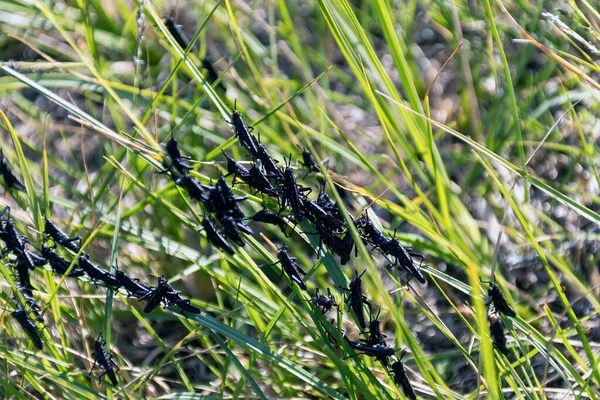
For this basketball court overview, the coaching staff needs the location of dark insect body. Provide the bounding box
[175,174,205,201]
[339,230,356,265]
[114,269,151,298]
[302,198,344,234]
[91,335,119,385]
[0,207,28,255]
[44,218,81,253]
[139,276,171,313]
[280,164,309,219]
[229,108,259,156]
[17,285,43,323]
[202,55,225,91]
[300,148,319,175]
[316,185,342,220]
[200,217,235,255]
[312,288,337,313]
[247,165,279,196]
[165,288,201,314]
[345,338,396,358]
[27,250,47,267]
[250,209,289,235]
[357,215,389,248]
[162,136,192,174]
[357,216,426,283]
[362,312,387,347]
[390,355,417,400]
[222,150,251,183]
[41,245,85,277]
[163,16,189,50]
[489,317,509,355]
[11,309,42,350]
[314,220,347,260]
[14,250,38,271]
[0,149,26,192]
[202,177,246,219]
[268,245,307,290]
[340,270,370,329]
[383,239,426,284]
[255,143,282,180]
[218,215,247,247]
[78,256,119,287]
[14,258,32,289]
[485,280,516,317]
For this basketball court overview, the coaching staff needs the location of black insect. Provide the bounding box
[340,270,370,329]
[247,165,279,197]
[11,309,42,350]
[312,288,338,313]
[0,206,28,255]
[165,288,201,314]
[202,55,226,91]
[114,268,151,298]
[362,311,387,346]
[302,198,344,233]
[345,338,396,358]
[91,334,119,385]
[250,209,289,235]
[255,142,282,180]
[356,214,389,249]
[78,255,119,287]
[222,150,251,183]
[313,220,347,259]
[217,215,248,247]
[175,174,205,202]
[162,136,192,174]
[200,217,235,255]
[41,245,85,277]
[14,258,32,289]
[383,239,426,284]
[300,148,320,175]
[280,158,310,219]
[484,279,516,317]
[26,250,47,267]
[13,250,39,272]
[17,285,43,323]
[357,216,426,283]
[390,351,417,400]
[339,229,356,265]
[139,275,171,313]
[489,316,509,355]
[201,177,246,219]
[44,218,82,253]
[0,149,26,192]
[163,16,189,50]
[229,106,259,156]
[265,245,307,290]
[316,183,341,220]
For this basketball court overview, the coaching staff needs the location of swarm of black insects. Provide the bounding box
[148,101,432,396]
[0,82,430,395]
[0,204,200,385]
